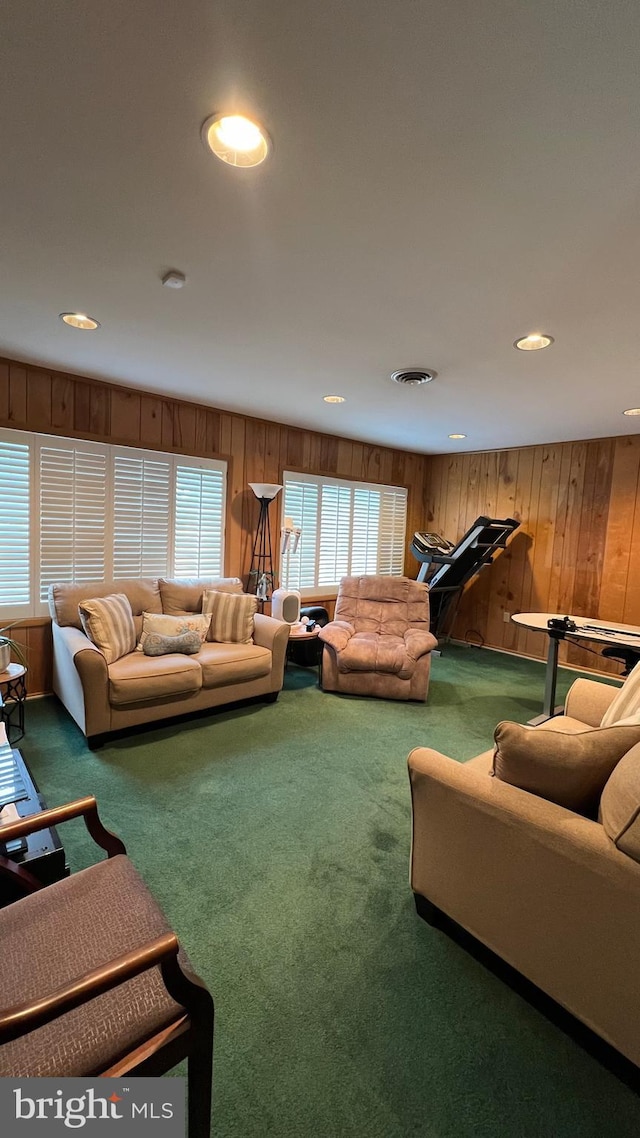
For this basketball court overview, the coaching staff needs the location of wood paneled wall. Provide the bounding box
[425,436,640,674]
[0,357,430,695]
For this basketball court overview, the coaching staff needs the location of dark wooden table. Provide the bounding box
[0,748,68,905]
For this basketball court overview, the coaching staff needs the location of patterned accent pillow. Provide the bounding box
[202,590,258,644]
[136,611,211,653]
[142,631,202,657]
[78,594,136,664]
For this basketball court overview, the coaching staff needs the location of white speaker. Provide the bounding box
[271,588,301,623]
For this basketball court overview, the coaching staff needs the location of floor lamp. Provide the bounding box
[248,483,282,610]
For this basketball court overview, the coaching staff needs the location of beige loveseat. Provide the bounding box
[409,676,640,1068]
[49,577,289,745]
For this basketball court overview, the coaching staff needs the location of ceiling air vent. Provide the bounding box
[390,368,436,386]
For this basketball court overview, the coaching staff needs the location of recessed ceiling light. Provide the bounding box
[202,114,270,167]
[514,333,554,351]
[448,433,467,439]
[623,408,640,416]
[59,312,100,330]
[323,395,345,404]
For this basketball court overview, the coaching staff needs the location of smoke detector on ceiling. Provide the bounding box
[162,270,187,289]
[390,368,436,386]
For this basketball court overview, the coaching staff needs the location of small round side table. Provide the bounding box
[287,626,322,669]
[0,663,27,743]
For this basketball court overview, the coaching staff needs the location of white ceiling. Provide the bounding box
[2,0,640,455]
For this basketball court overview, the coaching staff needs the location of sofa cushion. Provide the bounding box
[159,576,243,616]
[196,642,271,688]
[49,578,162,629]
[338,633,416,679]
[601,661,640,726]
[108,652,202,705]
[492,720,640,815]
[136,612,211,652]
[142,631,202,657]
[203,590,258,644]
[600,742,640,863]
[78,594,136,664]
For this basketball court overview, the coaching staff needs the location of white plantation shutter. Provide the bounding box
[351,489,380,575]
[281,478,318,591]
[113,450,171,578]
[0,434,31,614]
[378,488,407,574]
[174,462,226,577]
[0,428,228,617]
[281,471,407,594]
[38,439,108,602]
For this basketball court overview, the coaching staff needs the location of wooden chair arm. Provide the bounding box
[0,796,125,856]
[0,931,179,1044]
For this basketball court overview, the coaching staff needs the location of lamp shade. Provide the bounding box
[249,483,282,500]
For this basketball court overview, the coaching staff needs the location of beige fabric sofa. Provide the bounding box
[319,575,437,701]
[49,577,289,745]
[408,677,640,1068]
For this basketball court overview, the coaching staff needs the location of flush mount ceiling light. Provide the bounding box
[448,433,467,439]
[202,114,271,167]
[623,408,640,416]
[59,312,100,330]
[323,395,346,403]
[514,333,554,351]
[390,369,436,386]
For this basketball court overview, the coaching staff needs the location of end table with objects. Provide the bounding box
[287,623,322,669]
[0,663,27,744]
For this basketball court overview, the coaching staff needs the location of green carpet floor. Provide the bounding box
[23,645,640,1137]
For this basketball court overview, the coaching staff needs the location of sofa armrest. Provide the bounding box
[408,746,640,1066]
[252,613,289,652]
[319,621,354,652]
[564,676,619,726]
[52,624,110,738]
[252,613,289,692]
[403,629,438,659]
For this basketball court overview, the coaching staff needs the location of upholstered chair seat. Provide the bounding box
[0,797,214,1138]
[0,856,187,1077]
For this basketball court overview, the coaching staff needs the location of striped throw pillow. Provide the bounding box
[78,594,136,664]
[203,590,258,644]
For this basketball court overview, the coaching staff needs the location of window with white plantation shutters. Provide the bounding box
[38,439,108,603]
[113,450,171,579]
[0,433,31,615]
[174,463,225,577]
[281,471,407,595]
[0,427,228,617]
[280,478,318,592]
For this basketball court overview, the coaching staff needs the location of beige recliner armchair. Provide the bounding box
[319,575,437,701]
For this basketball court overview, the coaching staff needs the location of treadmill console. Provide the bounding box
[412,532,455,556]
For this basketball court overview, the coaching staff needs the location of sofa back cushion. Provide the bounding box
[78,594,137,664]
[492,720,640,816]
[334,576,430,637]
[600,742,640,863]
[49,578,162,629]
[203,590,258,644]
[159,577,243,615]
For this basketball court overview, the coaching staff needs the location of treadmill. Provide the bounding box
[411,516,520,638]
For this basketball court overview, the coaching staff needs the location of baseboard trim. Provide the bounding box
[445,639,624,684]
